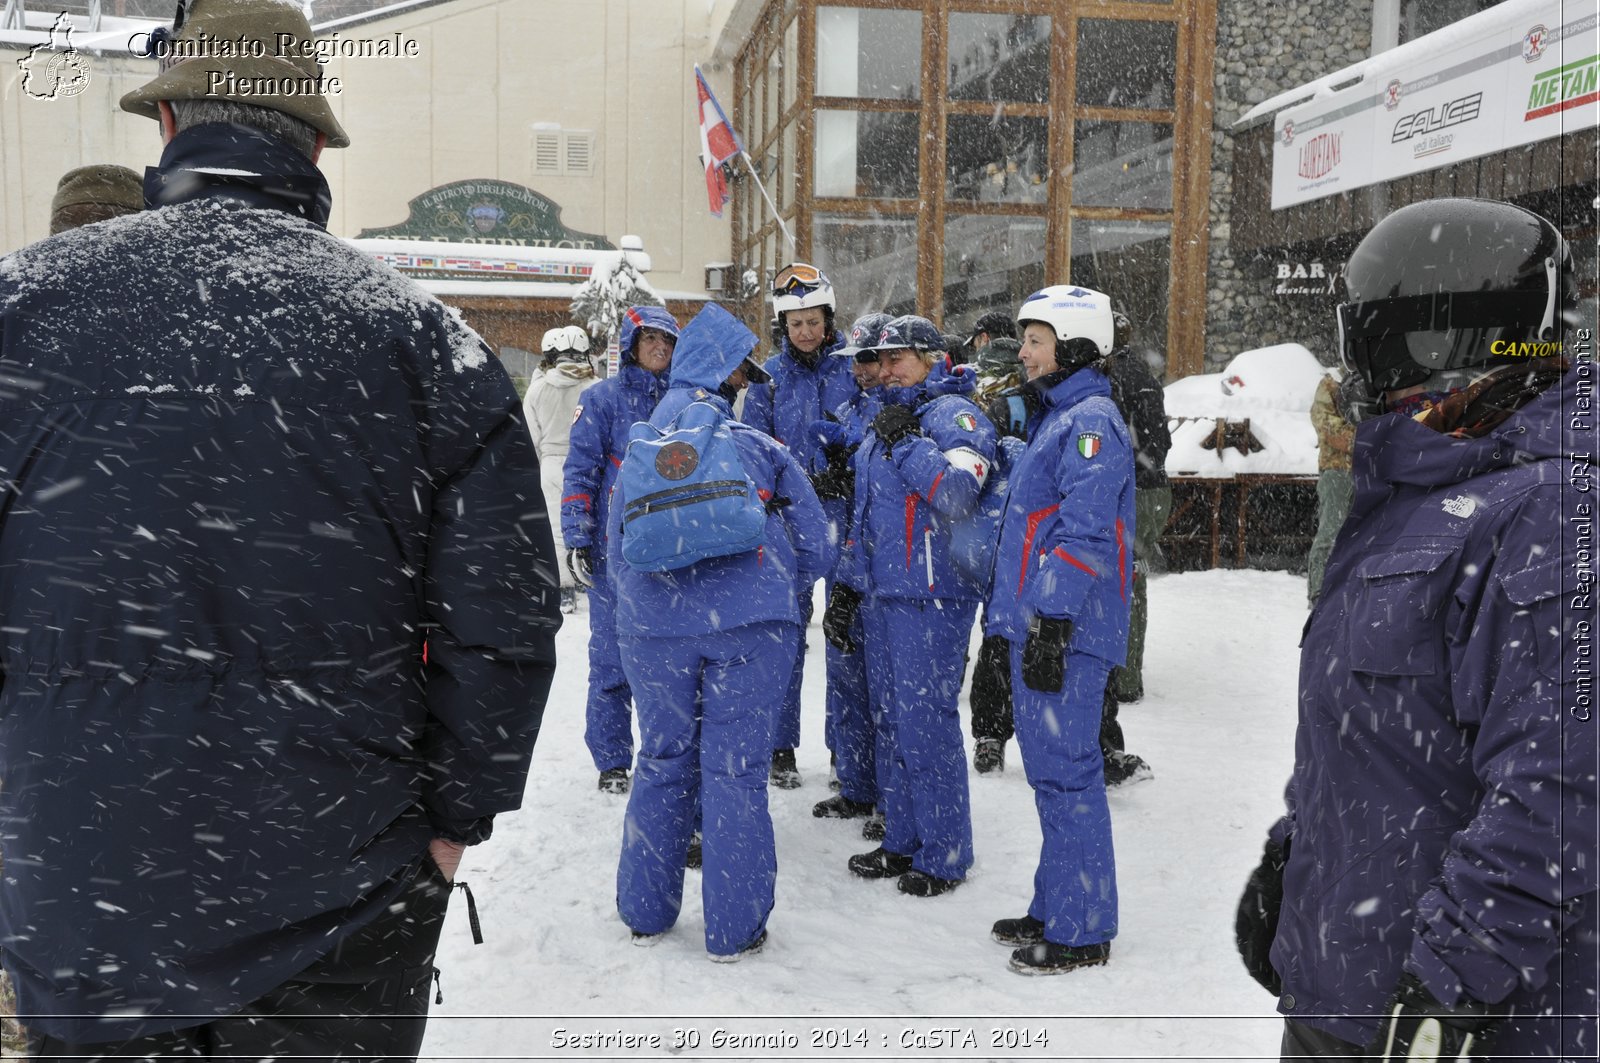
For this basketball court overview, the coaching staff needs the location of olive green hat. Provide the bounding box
[120,0,350,149]
[52,164,144,217]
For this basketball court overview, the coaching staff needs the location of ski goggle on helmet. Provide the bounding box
[1336,198,1571,398]
[771,262,837,316]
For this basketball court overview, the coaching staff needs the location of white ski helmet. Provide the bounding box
[770,262,837,316]
[1015,285,1115,360]
[540,327,570,354]
[562,325,592,354]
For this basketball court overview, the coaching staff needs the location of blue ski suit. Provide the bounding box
[607,304,836,956]
[813,382,884,804]
[843,362,996,881]
[986,366,1135,947]
[1265,366,1595,1058]
[561,307,676,772]
[744,333,856,751]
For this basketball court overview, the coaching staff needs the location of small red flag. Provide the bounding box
[695,65,743,218]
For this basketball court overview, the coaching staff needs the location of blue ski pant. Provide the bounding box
[1011,643,1118,946]
[864,596,975,881]
[616,621,797,957]
[771,582,812,751]
[825,611,876,806]
[584,583,634,773]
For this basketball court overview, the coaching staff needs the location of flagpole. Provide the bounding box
[739,151,796,251]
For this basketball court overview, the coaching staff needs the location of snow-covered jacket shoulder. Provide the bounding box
[842,363,997,602]
[0,128,557,1041]
[523,362,597,461]
[560,360,668,560]
[985,367,1135,663]
[606,392,836,637]
[743,332,855,471]
[1269,370,1596,1055]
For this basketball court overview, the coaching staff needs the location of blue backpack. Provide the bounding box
[619,401,768,572]
[949,434,1024,589]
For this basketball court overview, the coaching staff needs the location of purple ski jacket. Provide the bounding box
[1268,364,1597,1057]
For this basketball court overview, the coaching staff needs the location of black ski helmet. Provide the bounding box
[1337,198,1573,400]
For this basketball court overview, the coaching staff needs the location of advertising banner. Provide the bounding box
[1270,0,1597,209]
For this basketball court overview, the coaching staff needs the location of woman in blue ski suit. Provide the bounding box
[984,286,1135,975]
[607,303,836,960]
[808,313,891,821]
[561,306,679,791]
[827,315,997,895]
[743,265,858,784]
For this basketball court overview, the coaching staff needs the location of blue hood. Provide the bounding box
[668,303,760,391]
[618,305,680,365]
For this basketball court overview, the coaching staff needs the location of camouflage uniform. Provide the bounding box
[1307,374,1355,603]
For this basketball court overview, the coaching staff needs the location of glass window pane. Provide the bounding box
[947,13,1050,103]
[946,115,1048,202]
[782,121,797,213]
[1072,120,1173,210]
[767,47,782,130]
[1075,20,1176,110]
[1069,218,1172,373]
[784,18,798,109]
[814,213,920,323]
[943,215,1047,331]
[817,6,921,100]
[815,109,919,199]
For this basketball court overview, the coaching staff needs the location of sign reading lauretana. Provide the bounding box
[1270,0,1598,208]
[358,180,614,249]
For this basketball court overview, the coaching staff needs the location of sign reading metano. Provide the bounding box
[357,180,614,249]
[1270,0,1599,209]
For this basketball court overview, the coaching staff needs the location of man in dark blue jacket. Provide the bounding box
[1235,199,1596,1062]
[0,2,557,1057]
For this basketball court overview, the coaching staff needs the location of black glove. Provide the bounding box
[1234,837,1289,996]
[763,494,792,515]
[811,445,856,502]
[822,585,863,653]
[1020,616,1072,693]
[1367,973,1499,1062]
[871,405,922,454]
[568,546,595,589]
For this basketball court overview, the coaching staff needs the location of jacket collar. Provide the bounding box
[1034,364,1110,409]
[885,359,974,408]
[144,123,332,228]
[1363,366,1586,489]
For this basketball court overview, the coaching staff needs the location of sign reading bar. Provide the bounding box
[358,179,614,249]
[1271,0,1598,208]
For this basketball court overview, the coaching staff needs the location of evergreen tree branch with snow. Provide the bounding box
[571,254,664,342]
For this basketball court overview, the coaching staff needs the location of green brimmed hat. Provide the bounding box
[52,164,143,217]
[120,0,350,149]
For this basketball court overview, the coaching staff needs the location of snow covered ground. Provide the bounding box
[420,569,1308,1062]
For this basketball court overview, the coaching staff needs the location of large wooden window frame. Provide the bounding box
[731,0,1215,377]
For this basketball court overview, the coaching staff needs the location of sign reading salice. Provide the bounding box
[1271,0,1598,208]
[358,180,614,249]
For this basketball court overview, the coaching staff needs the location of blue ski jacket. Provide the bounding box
[1267,367,1596,1057]
[607,305,836,636]
[841,363,997,602]
[744,332,856,474]
[561,340,672,569]
[985,367,1135,665]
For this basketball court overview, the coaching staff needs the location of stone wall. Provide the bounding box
[1205,0,1373,370]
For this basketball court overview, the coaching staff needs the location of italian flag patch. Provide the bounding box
[1077,432,1102,459]
[955,412,978,432]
